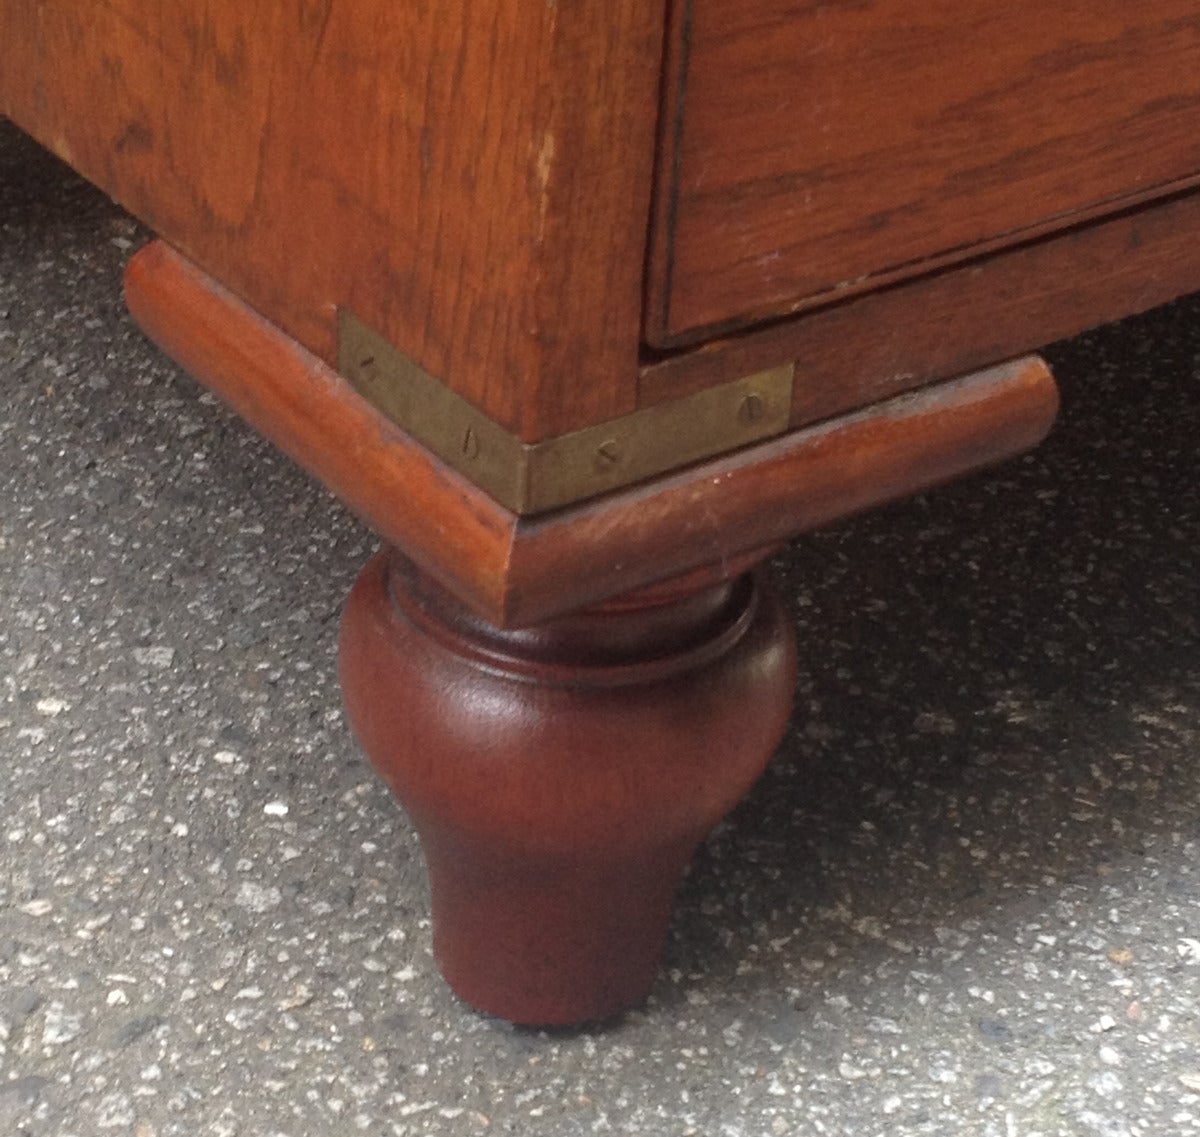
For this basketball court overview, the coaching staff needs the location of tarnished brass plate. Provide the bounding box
[339,312,793,515]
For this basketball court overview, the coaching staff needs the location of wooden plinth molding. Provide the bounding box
[339,549,798,1024]
[124,241,1059,629]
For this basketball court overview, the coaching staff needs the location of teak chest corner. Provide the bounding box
[3,0,1199,1023]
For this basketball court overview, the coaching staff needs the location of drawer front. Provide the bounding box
[647,0,1200,345]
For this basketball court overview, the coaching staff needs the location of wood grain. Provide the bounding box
[641,188,1200,425]
[123,242,519,613]
[647,0,1200,343]
[125,242,1059,628]
[0,0,664,439]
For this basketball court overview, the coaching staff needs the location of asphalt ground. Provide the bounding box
[2,119,1199,1137]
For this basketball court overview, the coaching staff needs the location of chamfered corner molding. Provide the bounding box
[338,310,795,515]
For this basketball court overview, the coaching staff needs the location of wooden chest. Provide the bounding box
[4,0,1199,1024]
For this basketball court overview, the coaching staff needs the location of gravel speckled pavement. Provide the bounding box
[2,119,1200,1137]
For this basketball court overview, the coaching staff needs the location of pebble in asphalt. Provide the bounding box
[2,119,1200,1137]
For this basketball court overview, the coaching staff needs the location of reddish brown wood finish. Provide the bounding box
[0,0,665,439]
[339,550,797,1024]
[641,188,1200,425]
[124,242,1059,628]
[510,358,1058,622]
[9,0,1199,1033]
[648,0,1200,342]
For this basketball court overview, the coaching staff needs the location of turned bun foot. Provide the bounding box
[339,550,797,1025]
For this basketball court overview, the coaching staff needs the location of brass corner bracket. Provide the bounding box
[339,312,793,515]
